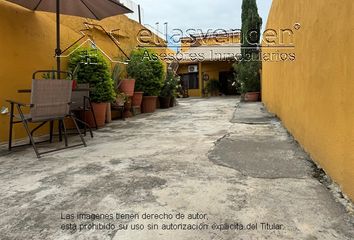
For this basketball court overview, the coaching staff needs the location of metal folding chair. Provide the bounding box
[70,83,97,137]
[7,74,87,158]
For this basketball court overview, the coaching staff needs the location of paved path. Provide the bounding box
[0,98,353,240]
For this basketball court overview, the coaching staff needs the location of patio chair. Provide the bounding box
[70,83,97,137]
[7,78,87,158]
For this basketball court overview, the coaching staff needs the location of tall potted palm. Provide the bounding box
[68,48,116,127]
[127,49,164,113]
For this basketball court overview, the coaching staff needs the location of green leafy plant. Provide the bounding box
[160,70,181,97]
[127,48,164,96]
[205,80,221,96]
[68,48,116,103]
[111,64,122,91]
[115,91,127,106]
[234,61,261,93]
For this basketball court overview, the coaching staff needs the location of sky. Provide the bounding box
[133,0,273,35]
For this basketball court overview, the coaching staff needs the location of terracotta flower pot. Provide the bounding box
[85,102,107,128]
[118,79,135,97]
[159,96,171,109]
[245,92,260,102]
[132,92,144,107]
[142,96,157,113]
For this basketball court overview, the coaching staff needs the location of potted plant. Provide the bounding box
[205,79,221,97]
[112,64,127,105]
[87,78,116,127]
[169,71,181,107]
[234,61,261,102]
[127,48,164,113]
[111,63,136,97]
[115,91,127,107]
[159,70,181,108]
[68,48,116,127]
[132,91,144,108]
[123,96,133,118]
[112,61,143,109]
[119,79,135,96]
[159,85,171,109]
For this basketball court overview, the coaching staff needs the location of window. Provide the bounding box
[180,73,199,89]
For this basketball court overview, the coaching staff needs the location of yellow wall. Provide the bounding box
[178,61,233,97]
[177,63,202,97]
[202,61,233,81]
[177,32,239,97]
[0,1,169,142]
[262,0,354,201]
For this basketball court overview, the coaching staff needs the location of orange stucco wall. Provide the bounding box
[262,0,354,201]
[0,1,168,143]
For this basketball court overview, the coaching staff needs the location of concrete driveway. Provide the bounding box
[0,97,353,240]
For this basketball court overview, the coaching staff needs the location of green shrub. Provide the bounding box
[127,48,164,96]
[234,61,261,93]
[205,80,221,95]
[68,48,116,103]
[160,70,181,97]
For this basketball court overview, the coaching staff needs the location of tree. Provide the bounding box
[241,0,263,57]
[234,0,263,94]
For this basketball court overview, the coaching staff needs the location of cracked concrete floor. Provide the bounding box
[0,97,353,240]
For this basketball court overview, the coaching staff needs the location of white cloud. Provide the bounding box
[133,0,272,34]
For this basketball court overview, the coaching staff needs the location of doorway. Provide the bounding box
[219,71,237,95]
